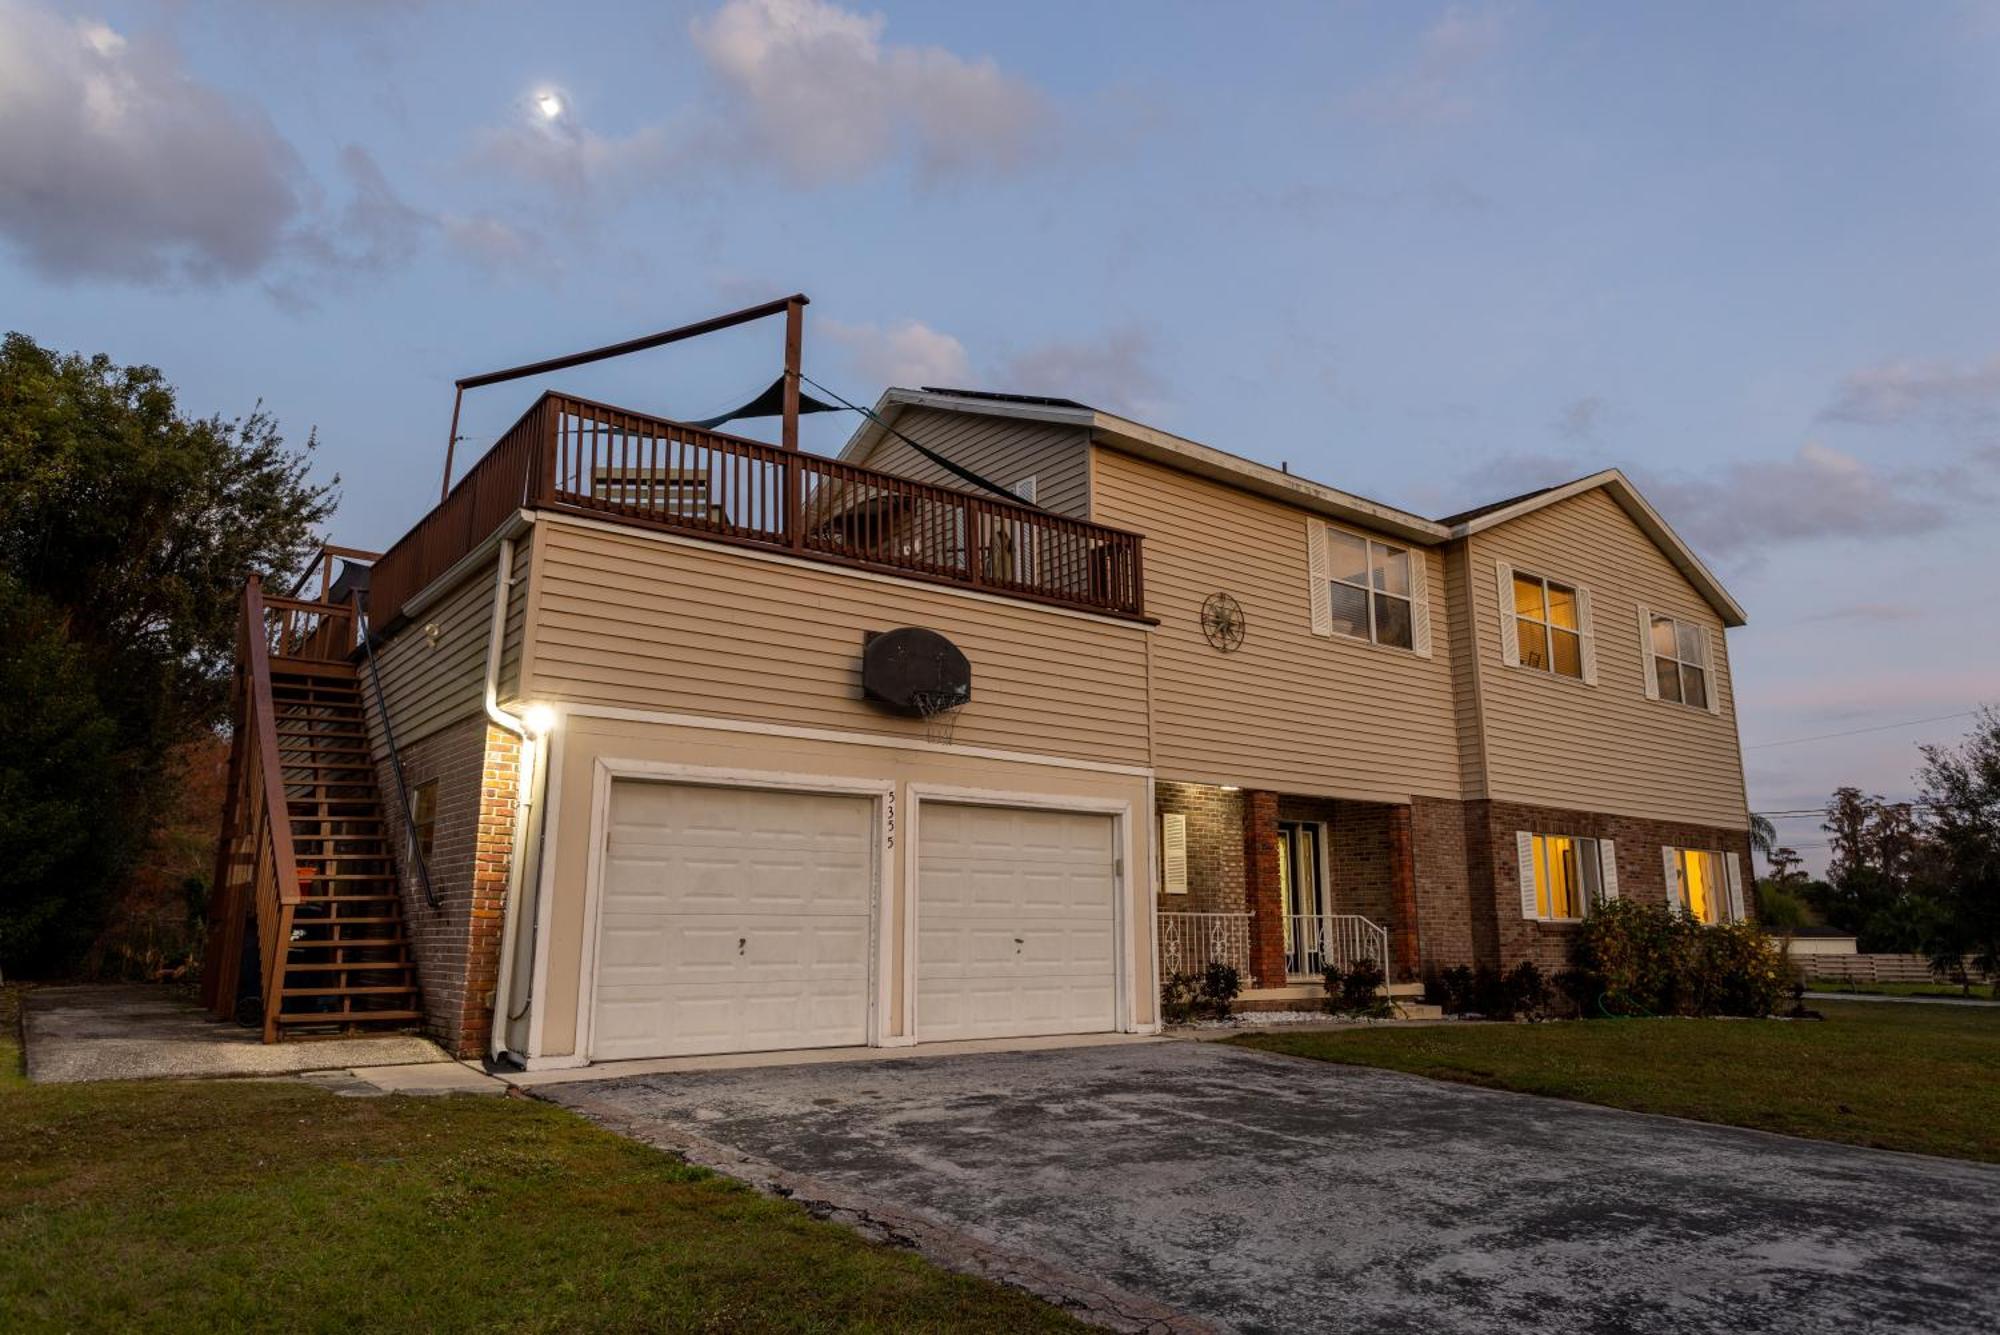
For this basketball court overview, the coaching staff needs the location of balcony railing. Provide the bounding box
[1286,913,1391,981]
[369,392,1147,626]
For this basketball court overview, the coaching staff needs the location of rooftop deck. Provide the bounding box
[369,391,1147,626]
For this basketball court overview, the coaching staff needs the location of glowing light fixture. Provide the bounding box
[522,704,558,737]
[535,90,564,120]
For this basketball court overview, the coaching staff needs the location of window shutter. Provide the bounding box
[1598,838,1620,903]
[1704,627,1723,716]
[1409,549,1433,659]
[1161,814,1187,895]
[1724,852,1746,923]
[1661,845,1681,910]
[1516,831,1538,919]
[1638,604,1659,699]
[1577,586,1599,686]
[1495,560,1519,667]
[1307,521,1332,637]
[1011,475,1038,504]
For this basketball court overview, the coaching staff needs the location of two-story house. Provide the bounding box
[201,323,1752,1065]
[839,389,1753,1008]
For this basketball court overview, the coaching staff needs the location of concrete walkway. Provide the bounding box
[23,984,450,1083]
[547,1041,2000,1335]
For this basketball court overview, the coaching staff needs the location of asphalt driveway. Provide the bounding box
[545,1039,1998,1334]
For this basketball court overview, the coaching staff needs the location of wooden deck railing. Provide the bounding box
[368,391,1147,625]
[202,577,308,1033]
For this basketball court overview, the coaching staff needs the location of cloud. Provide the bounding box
[999,327,1165,416]
[822,318,971,388]
[1798,602,1925,625]
[690,0,1048,184]
[1350,4,1506,126]
[0,1,303,282]
[470,88,680,197]
[1822,353,2000,428]
[1555,396,1606,442]
[1457,440,1990,564]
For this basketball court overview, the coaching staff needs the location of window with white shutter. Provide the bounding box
[1665,846,1730,924]
[1598,838,1619,901]
[1311,522,1423,653]
[1506,568,1589,682]
[1495,561,1520,666]
[1520,832,1608,921]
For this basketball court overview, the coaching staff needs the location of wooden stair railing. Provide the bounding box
[203,576,423,1040]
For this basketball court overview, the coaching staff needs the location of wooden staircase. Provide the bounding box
[268,663,423,1036]
[204,576,424,1041]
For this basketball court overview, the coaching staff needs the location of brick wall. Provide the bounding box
[1155,781,1246,914]
[1466,799,1754,975]
[372,716,519,1057]
[1413,796,1479,972]
[1242,790,1287,986]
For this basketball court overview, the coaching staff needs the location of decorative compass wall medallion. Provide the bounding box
[1200,592,1247,653]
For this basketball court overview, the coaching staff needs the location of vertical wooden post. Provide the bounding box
[782,297,805,548]
[781,297,804,451]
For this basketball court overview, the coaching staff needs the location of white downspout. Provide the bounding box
[484,538,539,1064]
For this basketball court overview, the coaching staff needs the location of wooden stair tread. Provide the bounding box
[273,1009,423,1025]
[283,961,413,973]
[289,936,408,948]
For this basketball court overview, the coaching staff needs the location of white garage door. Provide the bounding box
[590,782,874,1061]
[916,803,1119,1042]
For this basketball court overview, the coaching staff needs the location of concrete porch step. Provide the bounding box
[1234,983,1437,1017]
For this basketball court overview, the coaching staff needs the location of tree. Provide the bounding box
[1811,787,1929,952]
[1750,812,1777,869]
[0,332,334,974]
[1913,708,2000,996]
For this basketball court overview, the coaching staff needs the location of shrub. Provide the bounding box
[1322,958,1391,1018]
[1161,972,1200,1025]
[1429,964,1476,1015]
[1200,962,1242,1020]
[1505,961,1555,1021]
[1572,899,1785,1017]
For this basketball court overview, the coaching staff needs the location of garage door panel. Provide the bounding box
[917,803,1119,1043]
[592,782,874,1061]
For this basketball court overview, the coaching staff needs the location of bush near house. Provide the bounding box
[1320,959,1391,1018]
[1161,962,1241,1024]
[1429,961,1558,1021]
[1569,899,1787,1018]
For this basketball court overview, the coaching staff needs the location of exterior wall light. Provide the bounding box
[521,704,558,738]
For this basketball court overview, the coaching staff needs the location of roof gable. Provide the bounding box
[839,390,1746,626]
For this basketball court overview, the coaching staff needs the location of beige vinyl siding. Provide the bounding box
[1444,541,1491,798]
[854,406,1092,519]
[1470,488,1748,827]
[498,555,529,700]
[368,563,496,749]
[526,515,1151,767]
[1089,446,1460,801]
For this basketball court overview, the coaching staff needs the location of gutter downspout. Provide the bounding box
[484,538,541,1064]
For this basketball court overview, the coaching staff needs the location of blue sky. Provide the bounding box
[5,0,1998,866]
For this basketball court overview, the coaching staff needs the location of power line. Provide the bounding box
[1743,709,1980,751]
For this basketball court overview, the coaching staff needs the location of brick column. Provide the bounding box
[1242,790,1287,987]
[459,725,520,1057]
[1387,804,1421,984]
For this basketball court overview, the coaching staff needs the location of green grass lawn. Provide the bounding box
[1235,1001,2000,1163]
[1804,978,1999,1001]
[0,987,1074,1333]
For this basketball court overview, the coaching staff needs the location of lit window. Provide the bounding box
[1650,614,1710,709]
[1326,528,1415,651]
[1671,847,1728,923]
[1513,572,1584,679]
[1529,834,1605,921]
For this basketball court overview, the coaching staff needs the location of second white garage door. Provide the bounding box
[916,803,1119,1042]
[590,781,875,1061]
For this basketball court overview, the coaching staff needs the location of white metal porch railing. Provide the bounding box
[1159,912,1252,979]
[1286,914,1391,980]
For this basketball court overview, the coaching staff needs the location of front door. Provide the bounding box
[1277,821,1326,977]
